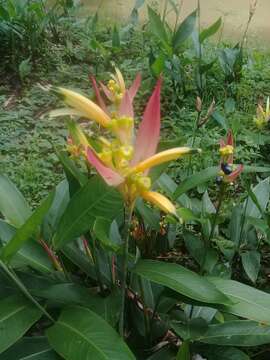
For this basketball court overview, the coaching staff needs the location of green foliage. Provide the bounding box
[1,1,270,358]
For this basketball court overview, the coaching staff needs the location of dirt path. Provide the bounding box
[81,0,270,45]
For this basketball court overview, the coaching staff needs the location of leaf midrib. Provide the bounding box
[0,304,26,322]
[57,320,108,359]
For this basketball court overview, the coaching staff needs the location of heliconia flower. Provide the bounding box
[50,71,141,146]
[90,68,141,113]
[218,130,243,184]
[84,79,201,216]
[253,97,270,129]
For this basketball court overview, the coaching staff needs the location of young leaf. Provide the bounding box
[1,191,55,261]
[148,6,169,45]
[241,250,261,283]
[0,295,42,354]
[47,306,136,359]
[133,260,231,305]
[245,177,270,218]
[173,10,197,49]
[199,17,222,43]
[0,174,31,228]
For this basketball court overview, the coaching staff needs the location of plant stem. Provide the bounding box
[187,111,201,176]
[208,183,226,244]
[201,183,226,273]
[119,204,134,337]
[139,276,151,345]
[0,260,54,322]
[87,233,105,295]
[197,0,203,97]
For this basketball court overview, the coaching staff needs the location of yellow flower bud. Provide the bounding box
[219,145,234,156]
[136,176,152,192]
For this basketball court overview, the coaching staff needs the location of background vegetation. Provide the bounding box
[1,0,270,359]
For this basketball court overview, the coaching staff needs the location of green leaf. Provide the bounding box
[0,174,31,228]
[229,205,242,249]
[207,277,270,324]
[190,320,270,346]
[146,347,176,359]
[56,150,87,195]
[173,167,270,199]
[93,218,120,252]
[173,167,218,198]
[245,177,270,218]
[112,25,120,47]
[173,10,197,49]
[47,306,136,359]
[0,220,53,273]
[176,341,190,359]
[133,260,231,305]
[1,192,55,261]
[199,17,222,43]
[241,251,260,283]
[201,346,250,360]
[0,336,60,359]
[148,6,169,45]
[53,177,123,249]
[0,295,42,354]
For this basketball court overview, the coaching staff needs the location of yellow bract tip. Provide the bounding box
[58,87,111,127]
[141,191,177,216]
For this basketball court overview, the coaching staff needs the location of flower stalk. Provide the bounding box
[119,203,134,337]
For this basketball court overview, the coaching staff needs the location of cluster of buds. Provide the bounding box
[216,130,243,185]
[254,97,270,129]
[195,96,215,128]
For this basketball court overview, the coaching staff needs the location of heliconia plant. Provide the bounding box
[1,65,270,359]
[49,68,201,335]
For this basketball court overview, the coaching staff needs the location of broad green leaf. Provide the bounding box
[56,150,87,195]
[1,192,55,261]
[176,341,190,359]
[47,306,136,359]
[30,282,120,326]
[241,250,260,283]
[174,167,270,198]
[148,6,169,45]
[0,336,60,359]
[229,205,242,249]
[53,177,123,249]
[201,346,250,360]
[0,220,53,273]
[0,295,42,354]
[245,177,270,218]
[207,277,270,324]
[43,180,70,241]
[173,10,197,49]
[173,167,218,198]
[188,320,270,346]
[199,17,222,43]
[0,174,31,228]
[133,260,231,305]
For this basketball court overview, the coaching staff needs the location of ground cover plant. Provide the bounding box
[1,0,270,359]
